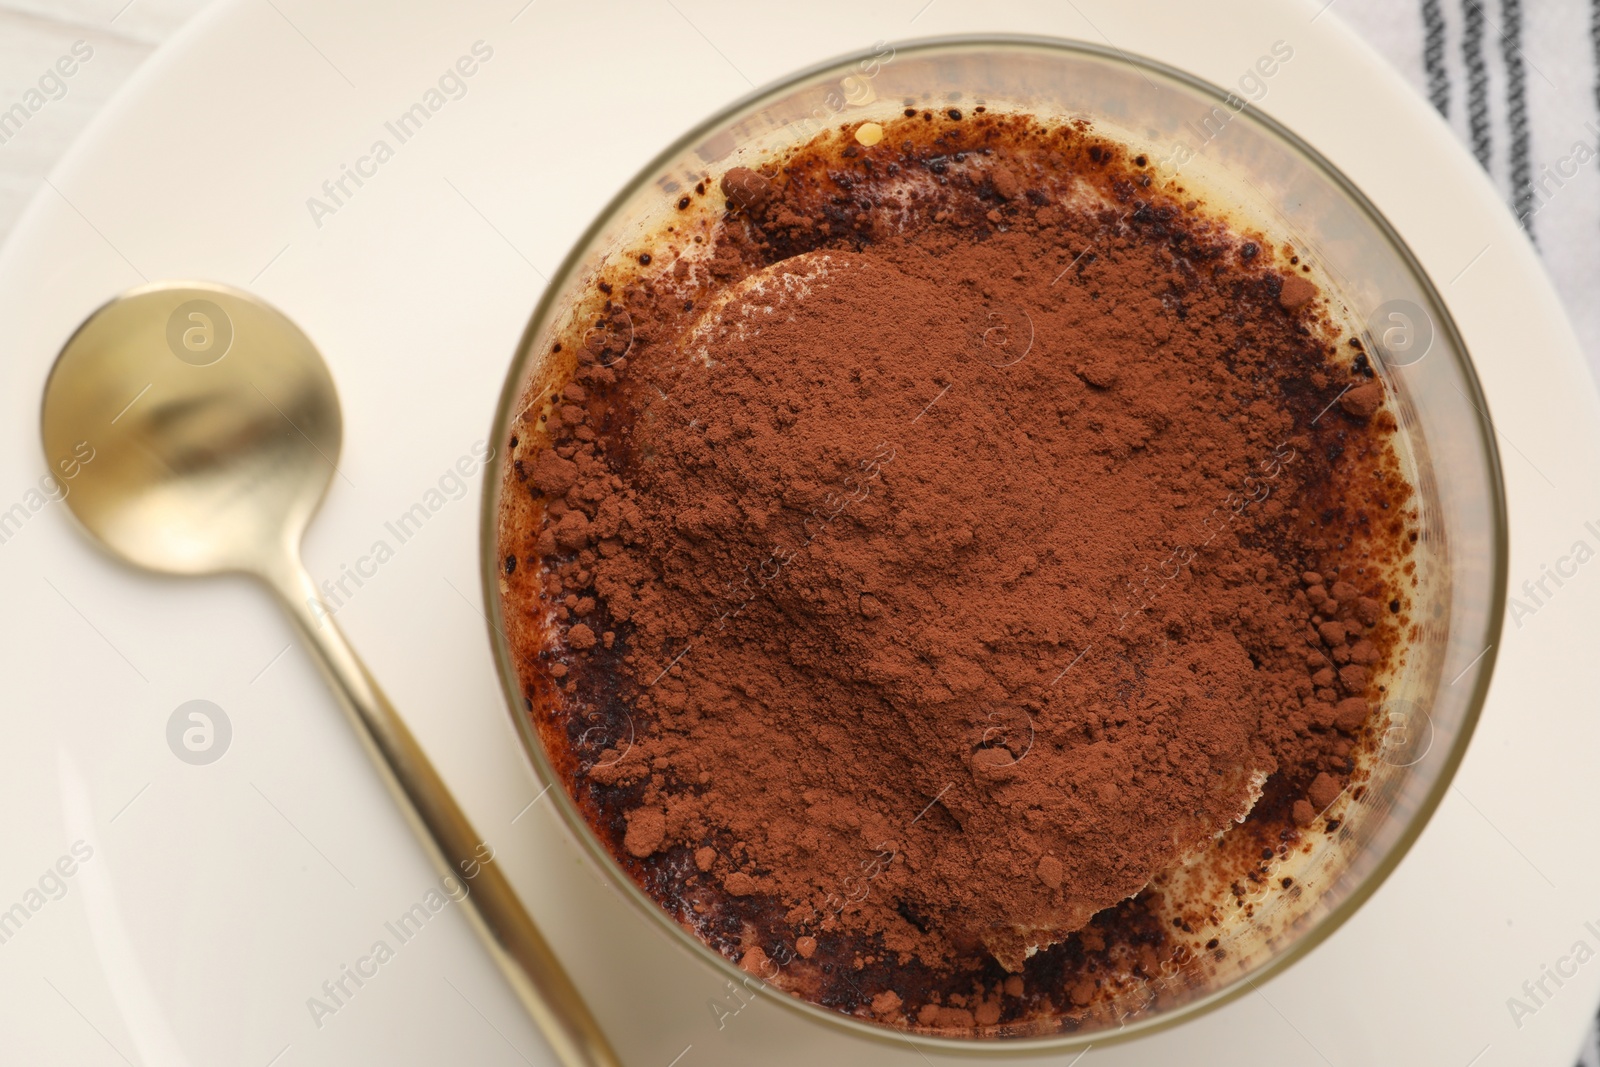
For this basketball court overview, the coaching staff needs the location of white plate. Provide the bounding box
[1,1,1597,1064]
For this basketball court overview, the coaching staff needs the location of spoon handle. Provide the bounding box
[264,554,623,1067]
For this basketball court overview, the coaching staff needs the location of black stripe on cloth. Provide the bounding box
[1423,0,1450,115]
[1592,0,1600,118]
[1463,0,1492,168]
[1499,0,1534,236]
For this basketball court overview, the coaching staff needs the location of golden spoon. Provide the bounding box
[40,281,622,1067]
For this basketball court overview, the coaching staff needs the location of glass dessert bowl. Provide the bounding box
[479,36,1506,1052]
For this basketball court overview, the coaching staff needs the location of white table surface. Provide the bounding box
[0,0,210,241]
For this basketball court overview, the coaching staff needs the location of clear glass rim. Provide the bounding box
[478,32,1510,1054]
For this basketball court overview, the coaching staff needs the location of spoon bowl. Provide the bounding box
[41,283,338,577]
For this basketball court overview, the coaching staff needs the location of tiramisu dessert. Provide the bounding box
[496,108,1417,1036]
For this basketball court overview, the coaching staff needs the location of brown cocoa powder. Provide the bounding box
[498,110,1416,1035]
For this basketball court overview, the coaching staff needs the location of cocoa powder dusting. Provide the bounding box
[498,111,1417,1036]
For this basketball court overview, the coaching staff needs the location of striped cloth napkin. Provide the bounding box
[1335,0,1600,378]
[1332,3,1600,1061]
